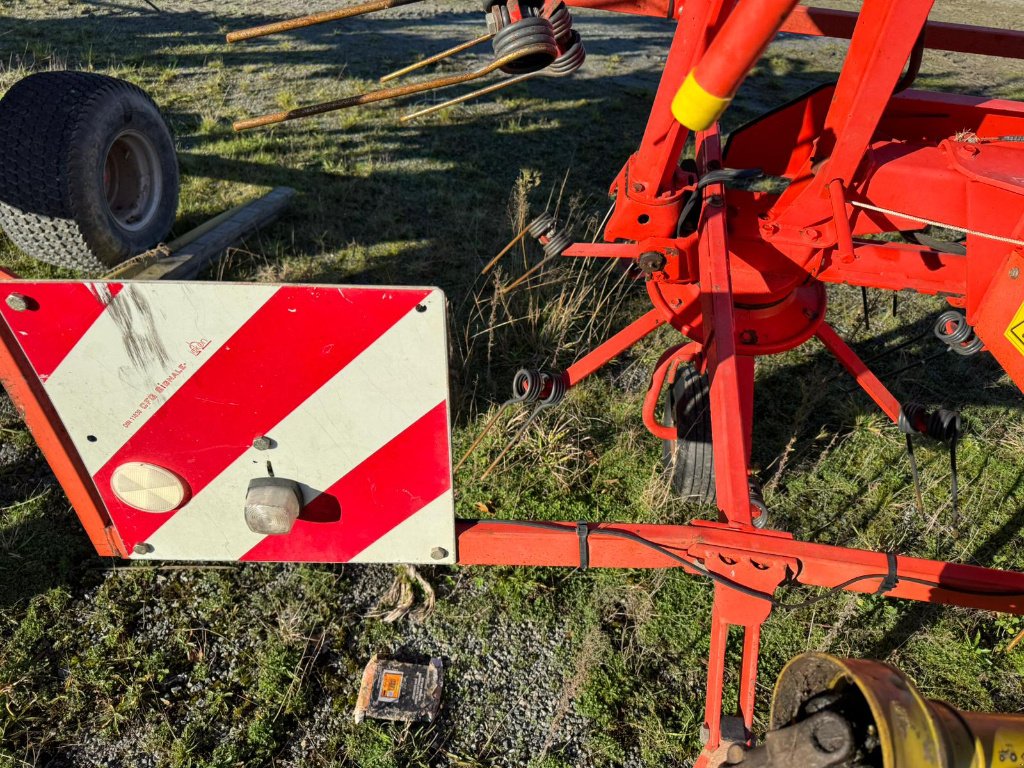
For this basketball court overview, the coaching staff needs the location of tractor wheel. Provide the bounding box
[0,71,179,274]
[661,365,769,528]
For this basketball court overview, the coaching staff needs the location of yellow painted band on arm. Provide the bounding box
[671,72,731,131]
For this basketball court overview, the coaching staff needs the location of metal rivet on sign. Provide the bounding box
[416,304,427,313]
[430,547,448,560]
[133,542,154,555]
[5,293,29,312]
[1010,267,1020,280]
[253,436,273,450]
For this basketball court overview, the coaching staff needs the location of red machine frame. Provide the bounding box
[2,1,1024,764]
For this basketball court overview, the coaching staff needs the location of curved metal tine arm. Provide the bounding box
[232,42,553,131]
[226,0,429,43]
[401,72,533,122]
[381,33,496,83]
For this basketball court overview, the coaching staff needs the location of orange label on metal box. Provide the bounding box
[378,671,404,703]
[1006,302,1024,357]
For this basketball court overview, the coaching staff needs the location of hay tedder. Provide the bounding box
[2,0,1024,763]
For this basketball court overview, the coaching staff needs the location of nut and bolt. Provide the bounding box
[958,143,980,157]
[5,293,30,312]
[802,228,822,242]
[133,542,154,555]
[1010,267,1020,280]
[252,435,273,450]
[707,194,724,208]
[430,547,449,560]
[632,182,646,193]
[760,221,779,236]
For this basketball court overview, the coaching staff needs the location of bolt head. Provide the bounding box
[959,143,980,156]
[430,547,448,560]
[802,228,822,241]
[252,436,273,451]
[1010,267,1020,280]
[5,293,29,312]
[133,542,154,555]
[632,182,645,193]
[760,221,779,236]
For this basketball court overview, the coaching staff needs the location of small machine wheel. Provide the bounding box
[0,71,179,273]
[661,365,769,528]
[662,365,716,502]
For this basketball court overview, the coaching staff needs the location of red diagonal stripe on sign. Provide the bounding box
[94,286,430,548]
[240,400,450,563]
[0,282,124,381]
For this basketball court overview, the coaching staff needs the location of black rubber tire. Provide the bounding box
[661,365,716,502]
[0,71,179,274]
[661,366,770,528]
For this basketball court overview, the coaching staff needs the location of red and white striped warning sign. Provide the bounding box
[0,281,455,563]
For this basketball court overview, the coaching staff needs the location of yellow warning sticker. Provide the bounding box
[1006,301,1024,356]
[378,671,404,703]
[992,729,1024,768]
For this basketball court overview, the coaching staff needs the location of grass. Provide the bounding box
[1,1,1024,766]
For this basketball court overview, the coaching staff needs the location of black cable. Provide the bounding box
[676,168,763,237]
[475,519,1024,607]
[481,518,779,605]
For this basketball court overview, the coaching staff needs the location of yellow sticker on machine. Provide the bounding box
[1006,301,1024,357]
[993,729,1024,768]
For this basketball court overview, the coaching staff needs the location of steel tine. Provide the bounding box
[481,224,531,275]
[480,402,546,480]
[401,72,533,121]
[226,0,428,43]
[498,250,560,294]
[381,33,495,83]
[233,42,553,131]
[453,401,512,473]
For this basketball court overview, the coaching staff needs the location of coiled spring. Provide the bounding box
[529,212,573,259]
[455,368,568,474]
[934,310,983,356]
[899,401,964,529]
[491,8,558,75]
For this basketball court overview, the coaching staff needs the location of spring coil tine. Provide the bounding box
[454,368,545,472]
[492,15,558,75]
[512,367,545,402]
[899,401,964,528]
[543,228,573,259]
[545,32,585,76]
[234,32,555,130]
[528,212,558,238]
[401,30,584,122]
[934,310,984,355]
[480,371,565,479]
[544,2,574,43]
[499,214,571,293]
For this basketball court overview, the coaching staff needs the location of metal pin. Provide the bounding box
[380,33,495,83]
